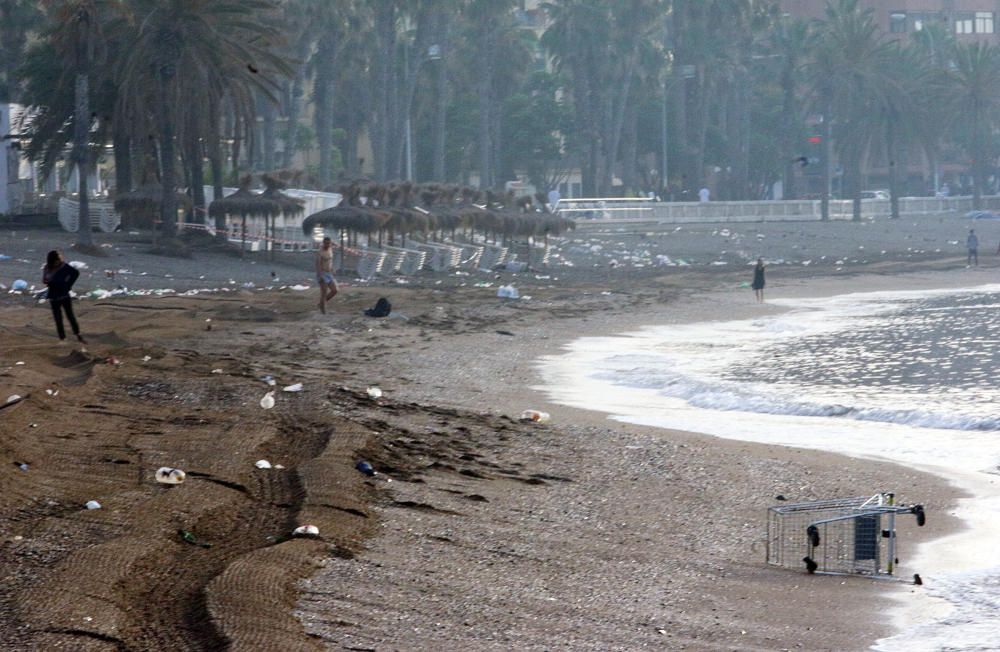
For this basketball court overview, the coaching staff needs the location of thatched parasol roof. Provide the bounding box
[208,176,280,218]
[115,181,192,225]
[261,174,305,216]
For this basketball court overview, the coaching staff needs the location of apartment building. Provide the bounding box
[780,1,1000,40]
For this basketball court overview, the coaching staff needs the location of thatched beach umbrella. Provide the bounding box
[208,176,280,254]
[260,175,305,259]
[115,182,192,231]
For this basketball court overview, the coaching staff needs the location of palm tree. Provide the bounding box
[770,16,810,200]
[44,0,116,250]
[876,44,932,219]
[0,1,45,101]
[806,0,892,221]
[947,41,1000,209]
[115,0,291,242]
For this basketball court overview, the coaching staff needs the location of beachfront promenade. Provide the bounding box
[558,194,1000,223]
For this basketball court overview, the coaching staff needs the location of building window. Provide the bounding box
[890,12,906,33]
[911,12,942,31]
[976,12,994,34]
[955,13,974,34]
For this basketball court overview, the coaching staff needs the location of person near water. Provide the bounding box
[315,236,338,313]
[751,258,766,303]
[698,186,711,202]
[967,228,979,266]
[42,250,86,343]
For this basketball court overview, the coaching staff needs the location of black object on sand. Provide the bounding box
[914,573,923,586]
[807,524,820,548]
[364,297,392,318]
[803,556,818,574]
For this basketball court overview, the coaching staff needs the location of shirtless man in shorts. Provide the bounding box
[315,236,338,313]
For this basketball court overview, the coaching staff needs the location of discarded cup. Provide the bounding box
[519,410,550,424]
[254,459,272,469]
[355,460,375,476]
[292,524,320,537]
[155,467,186,485]
[366,386,382,399]
[260,392,275,409]
[85,500,102,510]
[282,383,303,392]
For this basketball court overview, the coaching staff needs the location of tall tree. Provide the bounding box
[44,0,115,249]
[947,41,1000,209]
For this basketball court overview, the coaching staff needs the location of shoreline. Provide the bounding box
[295,268,972,650]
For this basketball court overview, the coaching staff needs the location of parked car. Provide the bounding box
[860,189,890,200]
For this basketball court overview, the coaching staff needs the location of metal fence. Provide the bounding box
[767,493,926,577]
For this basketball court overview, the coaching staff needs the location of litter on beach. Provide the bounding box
[260,392,276,409]
[282,383,303,392]
[366,386,382,399]
[262,375,277,386]
[5,395,22,404]
[85,500,102,510]
[292,524,319,537]
[355,460,375,476]
[155,467,186,485]
[254,459,272,469]
[520,410,550,423]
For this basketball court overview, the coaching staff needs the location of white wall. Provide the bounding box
[0,104,10,214]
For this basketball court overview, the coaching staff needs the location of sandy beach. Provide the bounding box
[0,217,987,651]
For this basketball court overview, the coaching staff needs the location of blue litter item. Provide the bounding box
[0,254,11,261]
[355,460,375,476]
[11,279,28,291]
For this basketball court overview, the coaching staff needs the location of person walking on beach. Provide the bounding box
[751,258,766,303]
[967,228,979,266]
[42,250,86,343]
[315,236,338,314]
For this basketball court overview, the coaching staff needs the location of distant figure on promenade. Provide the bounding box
[547,187,561,212]
[42,250,86,343]
[698,186,711,203]
[315,236,338,314]
[937,182,950,198]
[751,258,766,303]
[967,229,979,267]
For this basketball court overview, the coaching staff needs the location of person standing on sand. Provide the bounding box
[751,258,766,303]
[967,228,979,266]
[315,236,338,313]
[42,250,86,343]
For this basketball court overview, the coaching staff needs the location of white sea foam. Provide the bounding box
[538,284,1000,651]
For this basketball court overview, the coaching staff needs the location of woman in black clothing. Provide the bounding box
[43,250,86,343]
[751,257,766,303]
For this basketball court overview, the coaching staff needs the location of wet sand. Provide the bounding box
[0,224,979,651]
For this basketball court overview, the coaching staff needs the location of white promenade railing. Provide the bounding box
[58,197,120,233]
[558,195,1000,224]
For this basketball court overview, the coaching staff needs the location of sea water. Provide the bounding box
[539,284,1000,651]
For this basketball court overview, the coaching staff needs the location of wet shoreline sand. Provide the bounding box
[0,224,985,651]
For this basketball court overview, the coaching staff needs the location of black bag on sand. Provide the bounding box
[365,297,392,318]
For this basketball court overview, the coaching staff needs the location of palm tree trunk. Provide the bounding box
[158,67,178,238]
[820,93,832,221]
[112,123,131,197]
[72,72,93,248]
[973,107,984,210]
[261,99,276,172]
[887,115,900,220]
[477,23,495,189]
[432,14,449,181]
